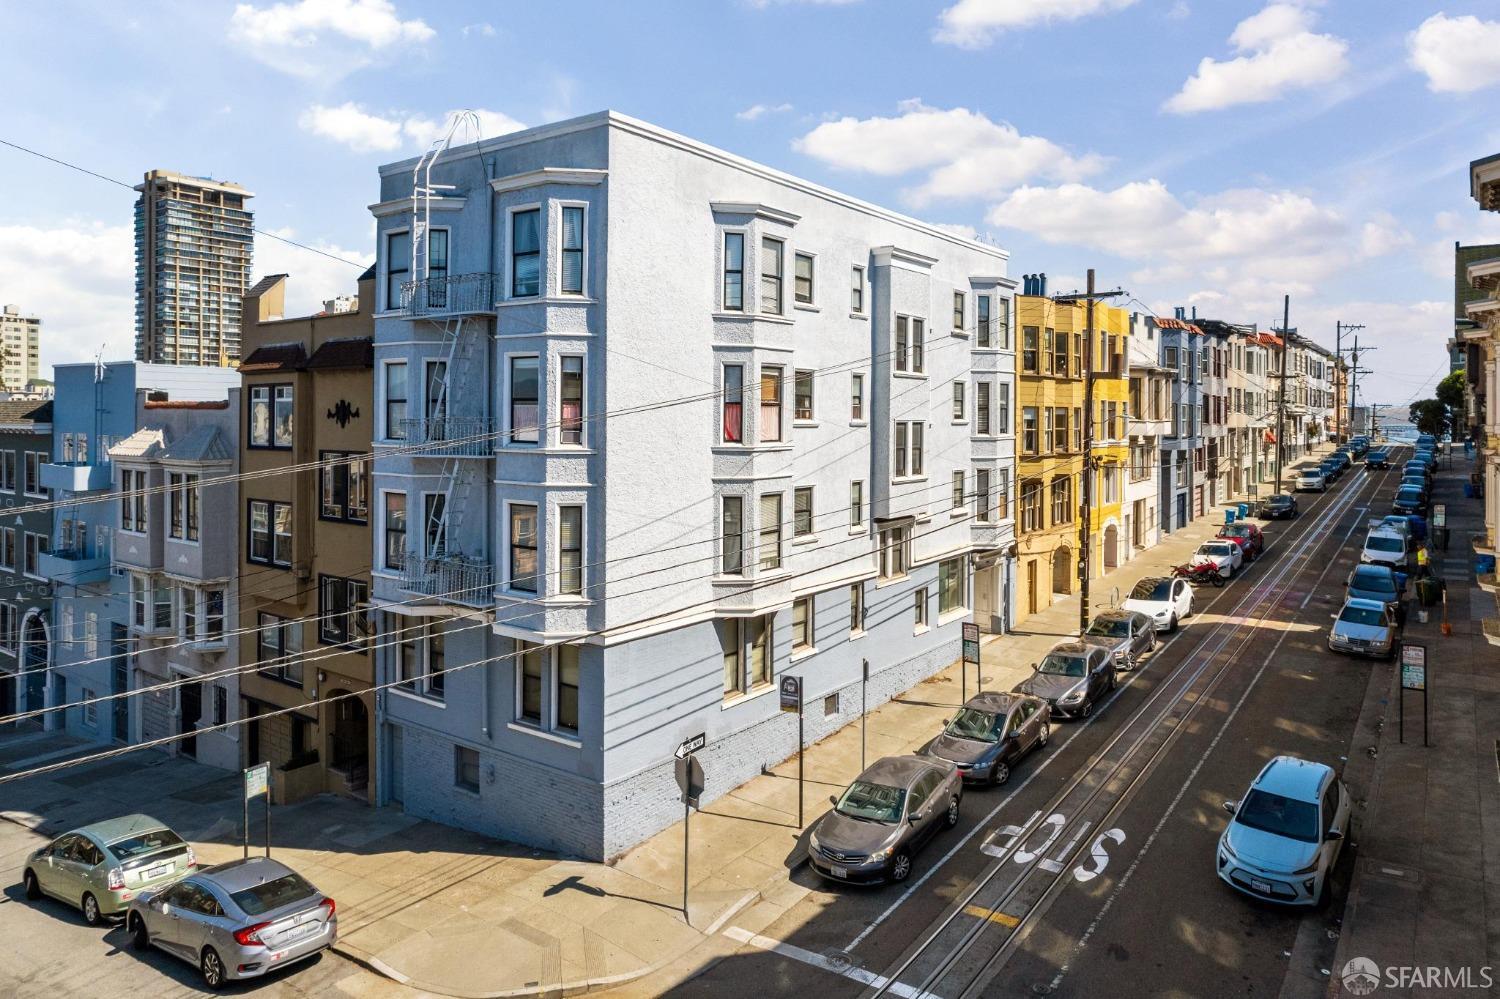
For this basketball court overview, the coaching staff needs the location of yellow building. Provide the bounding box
[1014,293,1130,625]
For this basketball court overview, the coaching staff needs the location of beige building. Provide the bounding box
[0,306,40,391]
[237,266,376,803]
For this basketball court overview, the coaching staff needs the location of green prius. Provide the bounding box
[22,814,196,925]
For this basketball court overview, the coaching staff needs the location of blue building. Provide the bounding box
[1152,313,1203,534]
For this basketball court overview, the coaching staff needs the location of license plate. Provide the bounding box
[143,863,171,880]
[1250,877,1272,894]
[830,866,848,879]
[288,921,318,940]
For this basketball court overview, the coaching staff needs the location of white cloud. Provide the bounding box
[0,222,134,369]
[253,228,372,318]
[1164,3,1348,114]
[461,22,496,37]
[737,102,794,121]
[932,222,979,241]
[793,99,1107,205]
[229,0,434,79]
[1408,13,1500,94]
[935,0,1137,48]
[299,104,526,153]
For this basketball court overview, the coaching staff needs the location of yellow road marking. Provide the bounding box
[963,904,1019,926]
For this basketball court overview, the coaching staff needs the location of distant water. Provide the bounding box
[1382,424,1418,444]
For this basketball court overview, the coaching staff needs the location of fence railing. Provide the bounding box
[399,551,495,608]
[398,416,498,457]
[398,272,497,317]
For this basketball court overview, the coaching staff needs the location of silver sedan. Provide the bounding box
[126,856,336,989]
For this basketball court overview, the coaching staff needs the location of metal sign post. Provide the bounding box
[673,749,705,923]
[961,622,981,701]
[780,676,803,827]
[1398,644,1429,747]
[860,659,869,774]
[242,762,270,859]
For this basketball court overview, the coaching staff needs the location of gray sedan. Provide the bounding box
[127,857,337,989]
[1081,609,1158,670]
[922,692,1050,785]
[1327,598,1398,659]
[808,756,963,885]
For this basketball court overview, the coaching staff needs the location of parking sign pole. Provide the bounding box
[243,785,249,859]
[797,700,805,829]
[682,798,690,921]
[860,659,868,774]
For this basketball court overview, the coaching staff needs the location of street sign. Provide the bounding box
[674,754,705,806]
[243,762,270,800]
[961,622,980,665]
[1400,645,1426,691]
[674,733,706,760]
[1431,504,1446,528]
[779,675,802,713]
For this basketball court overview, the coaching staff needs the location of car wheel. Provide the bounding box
[1037,721,1051,747]
[1079,699,1094,720]
[81,892,101,926]
[201,947,227,990]
[1169,614,1179,633]
[991,761,1010,786]
[22,869,40,901]
[890,850,913,883]
[945,797,961,827]
[129,913,150,951]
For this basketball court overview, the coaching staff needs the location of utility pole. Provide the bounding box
[1335,321,1363,440]
[1274,295,1291,495]
[1348,337,1378,437]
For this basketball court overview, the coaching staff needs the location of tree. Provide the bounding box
[1409,398,1446,436]
[1435,369,1465,412]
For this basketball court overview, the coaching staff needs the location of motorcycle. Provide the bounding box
[1171,561,1227,588]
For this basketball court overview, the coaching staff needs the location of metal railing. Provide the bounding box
[398,416,498,457]
[399,272,497,317]
[399,551,495,607]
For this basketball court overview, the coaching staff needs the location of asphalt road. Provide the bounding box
[664,452,1403,999]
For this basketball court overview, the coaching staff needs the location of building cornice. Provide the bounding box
[872,245,938,272]
[709,201,801,226]
[491,168,608,195]
[368,196,468,219]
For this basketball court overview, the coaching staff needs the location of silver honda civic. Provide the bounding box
[126,857,337,989]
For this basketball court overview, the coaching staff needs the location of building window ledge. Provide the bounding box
[506,721,582,747]
[791,535,820,547]
[937,608,969,627]
[390,687,446,709]
[721,683,776,710]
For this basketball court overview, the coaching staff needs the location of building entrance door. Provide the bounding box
[179,682,201,759]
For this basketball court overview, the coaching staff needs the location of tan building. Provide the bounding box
[0,305,40,391]
[238,266,376,803]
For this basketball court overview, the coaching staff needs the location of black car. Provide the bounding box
[1365,449,1390,469]
[1319,459,1342,482]
[1013,642,1116,720]
[808,756,963,884]
[1347,563,1407,624]
[1392,485,1427,516]
[1258,493,1299,519]
[922,692,1050,786]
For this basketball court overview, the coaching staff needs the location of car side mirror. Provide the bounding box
[828,795,839,807]
[1325,828,1343,842]
[1222,800,1238,815]
[910,812,925,824]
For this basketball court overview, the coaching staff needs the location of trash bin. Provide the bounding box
[1477,554,1497,575]
[1224,508,1237,525]
[1237,503,1250,518]
[1417,576,1442,607]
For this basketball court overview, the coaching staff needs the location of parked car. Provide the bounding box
[1217,521,1264,560]
[1403,460,1433,480]
[1391,485,1427,516]
[1380,513,1426,543]
[922,692,1050,785]
[127,857,336,988]
[1191,540,1243,578]
[1295,468,1327,492]
[1122,575,1195,632]
[1328,597,1399,658]
[1013,641,1117,720]
[1365,448,1390,469]
[1330,451,1352,470]
[23,815,195,926]
[1360,528,1413,572]
[1399,473,1429,493]
[1347,563,1407,623]
[1417,433,1435,447]
[1082,609,1157,670]
[1257,493,1299,519]
[1217,756,1351,906]
[808,756,962,885]
[1318,459,1341,483]
[1349,439,1368,457]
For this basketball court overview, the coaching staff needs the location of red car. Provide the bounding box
[1217,522,1264,561]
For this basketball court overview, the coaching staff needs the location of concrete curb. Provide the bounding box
[334,887,760,998]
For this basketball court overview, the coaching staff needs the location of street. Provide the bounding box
[653,453,1405,999]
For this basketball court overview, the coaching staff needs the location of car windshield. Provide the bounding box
[1236,788,1319,843]
[1220,525,1247,538]
[945,708,1001,743]
[1300,471,1321,480]
[1200,544,1232,557]
[1366,536,1403,553]
[229,873,318,915]
[1038,653,1088,677]
[1397,487,1424,499]
[1351,569,1395,594]
[1086,617,1131,638]
[1267,495,1290,505]
[836,781,906,823]
[1130,578,1173,601]
[1339,605,1386,627]
[107,828,184,860]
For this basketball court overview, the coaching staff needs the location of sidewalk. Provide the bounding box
[1325,461,1500,995]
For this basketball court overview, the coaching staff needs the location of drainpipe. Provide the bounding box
[481,154,497,742]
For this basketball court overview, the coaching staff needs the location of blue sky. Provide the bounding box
[3,0,1498,408]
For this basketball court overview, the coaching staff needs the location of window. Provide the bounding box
[168,473,199,541]
[975,468,994,521]
[894,421,924,477]
[723,364,744,443]
[82,687,97,728]
[1023,326,1038,372]
[953,291,966,331]
[0,451,13,492]
[795,370,814,421]
[384,362,408,440]
[426,229,449,301]
[792,596,813,651]
[1021,480,1043,532]
[24,452,43,496]
[912,317,925,372]
[977,296,992,347]
[555,644,581,733]
[1022,407,1038,454]
[385,230,410,309]
[879,524,910,579]
[561,205,585,295]
[721,616,772,698]
[761,237,784,314]
[455,746,480,793]
[425,359,448,425]
[0,528,14,571]
[996,468,1009,519]
[1051,476,1074,525]
[952,470,965,510]
[256,612,302,686]
[204,589,224,641]
[0,603,14,653]
[272,385,293,447]
[1073,407,1082,452]
[560,356,585,445]
[939,558,965,614]
[896,315,909,372]
[849,481,863,529]
[214,685,227,726]
[120,469,146,532]
[849,583,864,635]
[759,366,783,442]
[723,232,745,311]
[758,494,782,570]
[914,587,929,630]
[383,493,406,571]
[511,208,541,297]
[320,453,368,523]
[558,505,583,595]
[851,373,864,421]
[319,576,369,647]
[247,500,291,568]
[722,495,744,575]
[792,486,814,538]
[1044,408,1054,455]
[1054,407,1070,453]
[977,383,991,435]
[24,532,43,576]
[517,640,544,723]
[794,252,814,305]
[396,619,444,700]
[953,381,965,421]
[509,356,540,444]
[179,586,197,640]
[851,265,865,313]
[509,504,538,592]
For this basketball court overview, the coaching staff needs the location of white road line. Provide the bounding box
[721,926,930,998]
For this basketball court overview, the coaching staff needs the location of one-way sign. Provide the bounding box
[674,733,706,759]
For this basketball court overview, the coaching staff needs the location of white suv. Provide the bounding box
[1217,756,1350,906]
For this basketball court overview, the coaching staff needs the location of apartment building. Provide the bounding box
[0,306,41,392]
[1197,325,1228,507]
[1126,316,1171,556]
[367,111,1016,859]
[1089,302,1131,575]
[0,400,52,722]
[237,268,376,804]
[1153,316,1202,531]
[134,170,254,366]
[1464,154,1500,581]
[43,362,239,749]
